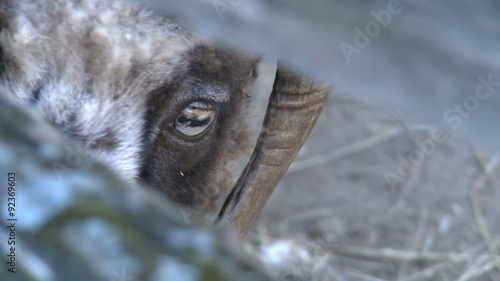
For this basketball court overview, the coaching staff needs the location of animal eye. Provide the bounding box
[175,101,215,137]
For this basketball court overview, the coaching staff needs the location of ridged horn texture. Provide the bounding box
[216,68,332,237]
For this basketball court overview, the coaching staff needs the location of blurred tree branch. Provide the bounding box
[0,93,272,280]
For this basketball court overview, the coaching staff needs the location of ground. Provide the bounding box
[250,93,500,281]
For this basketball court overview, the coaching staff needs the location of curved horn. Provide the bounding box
[216,67,332,236]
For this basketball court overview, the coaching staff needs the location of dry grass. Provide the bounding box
[249,97,500,281]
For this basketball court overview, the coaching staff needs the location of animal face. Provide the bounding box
[139,45,258,208]
[0,0,256,209]
[0,0,330,235]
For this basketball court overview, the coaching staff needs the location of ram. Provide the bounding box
[0,0,330,236]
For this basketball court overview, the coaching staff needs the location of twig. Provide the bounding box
[387,165,420,213]
[287,127,402,173]
[400,242,489,281]
[471,145,498,195]
[397,207,428,280]
[469,150,500,274]
[344,271,386,281]
[277,206,340,234]
[333,245,500,263]
[457,254,495,281]
[322,264,347,281]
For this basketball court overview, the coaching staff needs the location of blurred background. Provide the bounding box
[144,0,500,279]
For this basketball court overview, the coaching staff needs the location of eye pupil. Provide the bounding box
[175,102,215,137]
[176,115,189,125]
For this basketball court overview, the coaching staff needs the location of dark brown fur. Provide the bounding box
[141,46,257,207]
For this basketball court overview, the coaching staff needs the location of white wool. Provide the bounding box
[0,0,201,182]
